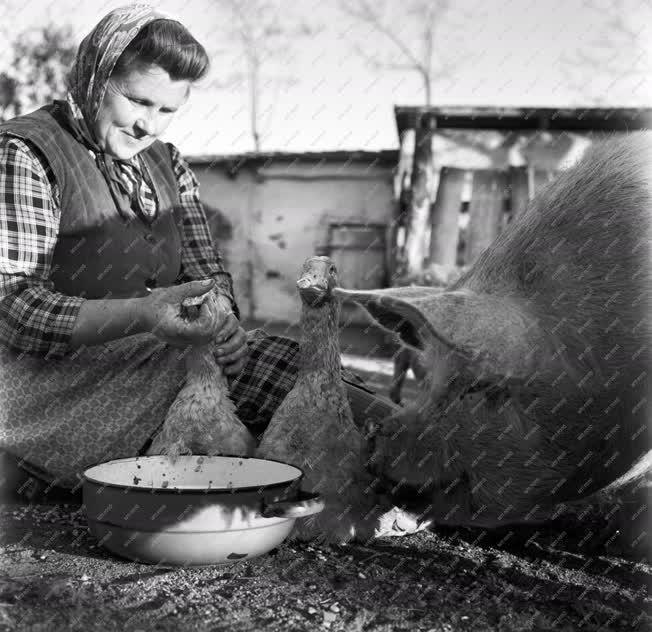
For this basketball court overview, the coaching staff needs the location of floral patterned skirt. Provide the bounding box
[0,330,395,489]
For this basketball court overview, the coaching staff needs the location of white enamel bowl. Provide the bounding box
[83,455,323,566]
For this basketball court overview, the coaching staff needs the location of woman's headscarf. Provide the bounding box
[61,4,168,219]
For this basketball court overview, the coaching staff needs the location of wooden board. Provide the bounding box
[508,166,530,222]
[466,170,508,264]
[429,166,465,267]
[530,168,556,196]
[328,223,387,290]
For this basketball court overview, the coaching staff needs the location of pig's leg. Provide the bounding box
[410,351,428,383]
[389,347,410,404]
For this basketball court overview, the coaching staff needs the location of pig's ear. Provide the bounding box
[334,286,451,352]
[334,287,543,380]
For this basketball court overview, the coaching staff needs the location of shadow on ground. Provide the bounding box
[0,493,650,632]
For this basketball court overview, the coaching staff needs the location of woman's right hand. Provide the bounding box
[141,279,218,347]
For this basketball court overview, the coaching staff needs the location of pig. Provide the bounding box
[335,133,651,530]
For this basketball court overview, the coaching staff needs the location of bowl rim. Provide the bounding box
[82,454,306,494]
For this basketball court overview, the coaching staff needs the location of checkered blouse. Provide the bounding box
[0,136,237,357]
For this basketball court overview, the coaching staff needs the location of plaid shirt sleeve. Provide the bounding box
[168,143,240,319]
[0,135,84,357]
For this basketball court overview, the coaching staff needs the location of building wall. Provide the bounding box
[189,161,395,323]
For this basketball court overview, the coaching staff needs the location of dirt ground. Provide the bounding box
[0,349,650,631]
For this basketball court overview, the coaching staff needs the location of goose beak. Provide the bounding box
[297,276,329,306]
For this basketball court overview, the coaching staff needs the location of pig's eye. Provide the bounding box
[459,384,480,400]
[459,380,503,403]
[465,380,492,395]
[460,381,511,410]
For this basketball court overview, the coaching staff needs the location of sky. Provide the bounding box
[1,0,651,156]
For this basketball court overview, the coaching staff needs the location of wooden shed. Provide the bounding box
[393,106,652,273]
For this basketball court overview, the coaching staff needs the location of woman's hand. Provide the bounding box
[205,293,248,376]
[141,279,218,347]
[214,314,248,376]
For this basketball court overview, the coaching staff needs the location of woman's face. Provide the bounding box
[94,64,190,160]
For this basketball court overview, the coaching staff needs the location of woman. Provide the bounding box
[0,5,394,494]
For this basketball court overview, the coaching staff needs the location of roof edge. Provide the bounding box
[394,105,652,134]
[186,149,399,169]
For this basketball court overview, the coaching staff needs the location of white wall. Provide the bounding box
[190,161,395,324]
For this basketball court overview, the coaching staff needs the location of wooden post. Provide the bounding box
[466,169,508,265]
[404,111,436,275]
[508,166,529,222]
[531,168,555,196]
[428,166,464,267]
[390,129,412,284]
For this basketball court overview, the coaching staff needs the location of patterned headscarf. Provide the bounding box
[61,4,168,219]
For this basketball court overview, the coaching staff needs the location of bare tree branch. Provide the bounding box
[214,0,317,151]
[342,0,423,70]
[560,0,651,103]
[341,0,469,272]
[352,42,420,73]
[340,0,464,106]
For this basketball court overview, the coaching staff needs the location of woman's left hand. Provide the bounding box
[213,312,248,376]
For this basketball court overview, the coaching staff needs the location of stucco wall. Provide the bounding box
[189,161,395,323]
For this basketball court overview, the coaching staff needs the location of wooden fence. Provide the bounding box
[430,165,558,267]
